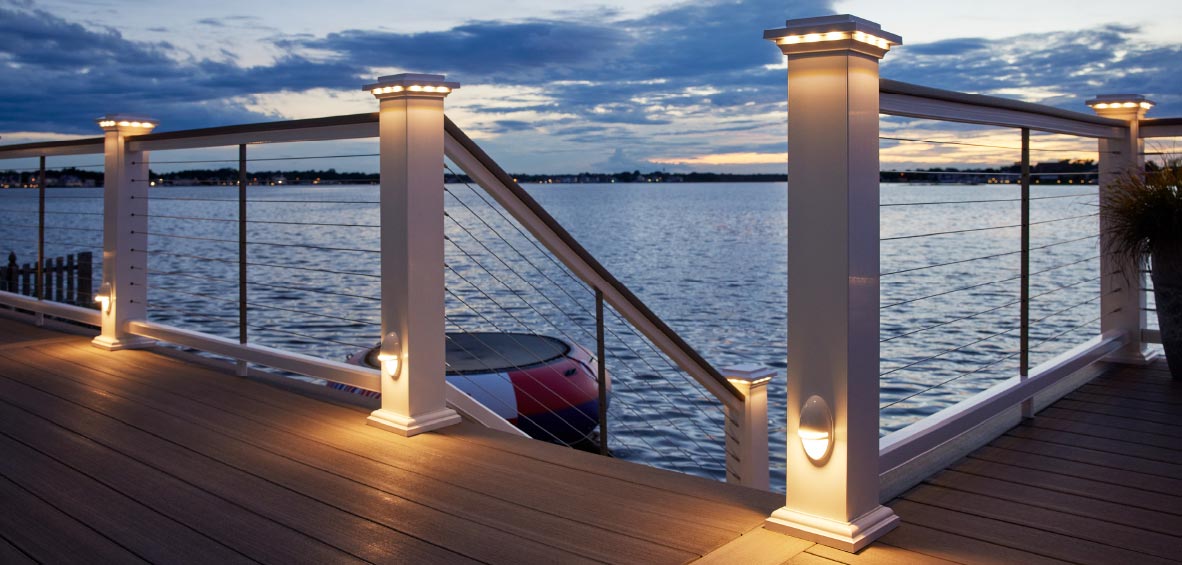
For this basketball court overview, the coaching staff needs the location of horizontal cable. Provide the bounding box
[882,169,1098,177]
[882,274,1020,310]
[5,224,103,234]
[880,192,1096,208]
[0,208,104,216]
[881,298,1019,343]
[139,212,381,229]
[135,153,378,166]
[883,248,1018,277]
[891,269,1100,337]
[880,322,1020,377]
[138,230,379,254]
[243,199,379,205]
[884,239,1098,279]
[134,248,380,278]
[881,312,1106,410]
[0,236,102,250]
[138,213,235,223]
[244,218,379,228]
[137,300,372,349]
[881,222,1021,242]
[153,284,380,328]
[881,197,1020,207]
[145,268,380,302]
[1030,234,1099,254]
[143,195,379,204]
[1028,213,1098,227]
[0,164,104,172]
[1030,275,1102,301]
[1030,294,1102,327]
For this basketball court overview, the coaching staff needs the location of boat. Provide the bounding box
[342,332,609,446]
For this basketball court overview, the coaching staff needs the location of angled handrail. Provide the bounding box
[443,117,743,408]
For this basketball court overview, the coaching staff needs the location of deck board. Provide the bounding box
[32,342,756,553]
[1,314,1179,564]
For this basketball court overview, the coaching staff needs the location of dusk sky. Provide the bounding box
[1,0,1180,173]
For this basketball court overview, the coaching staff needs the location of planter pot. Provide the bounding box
[1151,245,1182,379]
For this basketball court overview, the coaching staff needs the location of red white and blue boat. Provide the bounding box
[343,332,608,446]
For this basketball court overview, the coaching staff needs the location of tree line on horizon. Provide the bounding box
[0,159,1102,188]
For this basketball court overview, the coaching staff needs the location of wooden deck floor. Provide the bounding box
[0,313,1178,564]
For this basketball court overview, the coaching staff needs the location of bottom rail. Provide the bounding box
[879,331,1125,474]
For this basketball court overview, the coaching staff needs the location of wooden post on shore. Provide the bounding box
[763,15,902,552]
[21,263,31,295]
[92,116,157,350]
[364,73,462,436]
[66,254,75,305]
[43,259,53,303]
[78,251,93,305]
[3,252,15,292]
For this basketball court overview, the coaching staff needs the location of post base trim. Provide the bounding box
[1107,349,1161,366]
[367,407,461,437]
[91,334,156,351]
[765,504,899,553]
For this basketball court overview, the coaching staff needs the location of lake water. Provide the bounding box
[0,181,1119,487]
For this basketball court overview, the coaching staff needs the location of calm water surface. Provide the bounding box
[0,181,1117,487]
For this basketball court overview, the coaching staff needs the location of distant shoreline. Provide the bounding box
[0,159,1100,188]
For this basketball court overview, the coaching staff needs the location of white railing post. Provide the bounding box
[763,15,901,552]
[364,74,462,436]
[1088,94,1156,364]
[722,364,773,490]
[92,116,157,351]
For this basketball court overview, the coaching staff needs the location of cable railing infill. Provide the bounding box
[443,196,727,471]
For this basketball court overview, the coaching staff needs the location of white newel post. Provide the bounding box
[763,15,901,552]
[365,74,462,436]
[92,116,157,351]
[1088,94,1156,364]
[722,364,774,490]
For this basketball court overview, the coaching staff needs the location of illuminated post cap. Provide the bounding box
[764,14,902,59]
[95,114,158,132]
[1086,94,1154,116]
[363,73,460,99]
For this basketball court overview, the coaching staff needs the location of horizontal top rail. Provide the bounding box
[442,117,743,406]
[1140,116,1182,138]
[880,79,1127,138]
[0,137,103,159]
[127,112,379,152]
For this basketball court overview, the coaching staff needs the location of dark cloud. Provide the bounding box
[1,0,1180,171]
[882,25,1182,115]
[287,0,825,125]
[0,5,365,132]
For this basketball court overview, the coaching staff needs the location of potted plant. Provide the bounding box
[1101,159,1182,378]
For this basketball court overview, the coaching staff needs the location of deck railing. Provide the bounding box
[762,14,1177,552]
[0,77,772,488]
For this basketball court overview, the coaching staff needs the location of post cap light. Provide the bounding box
[363,73,460,99]
[1087,93,1153,116]
[724,363,776,389]
[377,331,402,378]
[799,395,834,463]
[94,282,112,313]
[765,15,901,58]
[96,115,158,132]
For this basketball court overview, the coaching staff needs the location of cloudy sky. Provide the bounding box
[1,0,1179,173]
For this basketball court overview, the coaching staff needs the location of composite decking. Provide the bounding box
[0,313,1178,564]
